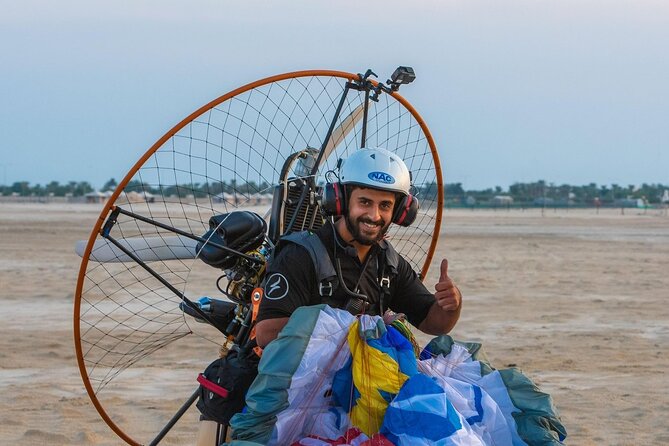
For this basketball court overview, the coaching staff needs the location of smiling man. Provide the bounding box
[255,147,462,347]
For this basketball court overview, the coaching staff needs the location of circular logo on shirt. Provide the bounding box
[264,273,289,300]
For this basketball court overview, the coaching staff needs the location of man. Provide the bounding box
[255,147,461,347]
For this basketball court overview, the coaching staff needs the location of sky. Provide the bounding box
[1,0,667,190]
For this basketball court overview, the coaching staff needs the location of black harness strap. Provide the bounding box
[277,230,399,314]
[279,232,338,297]
[377,240,399,315]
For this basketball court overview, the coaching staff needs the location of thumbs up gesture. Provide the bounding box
[434,259,462,311]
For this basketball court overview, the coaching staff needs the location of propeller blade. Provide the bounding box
[75,235,198,263]
[322,101,368,158]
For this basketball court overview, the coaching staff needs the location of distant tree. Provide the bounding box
[32,183,45,196]
[73,181,94,196]
[444,183,465,198]
[11,181,30,195]
[578,183,599,202]
[102,178,118,191]
[468,187,495,203]
[418,181,439,201]
[45,181,62,196]
[610,184,624,200]
[124,180,158,195]
[3,178,667,205]
[509,181,544,203]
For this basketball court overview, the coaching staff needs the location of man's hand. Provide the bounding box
[418,259,462,335]
[434,259,461,311]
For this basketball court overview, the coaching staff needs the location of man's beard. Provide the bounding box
[344,213,390,245]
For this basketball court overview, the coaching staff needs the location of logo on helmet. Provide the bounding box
[368,171,395,184]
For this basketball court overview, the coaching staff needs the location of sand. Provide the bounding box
[0,203,668,445]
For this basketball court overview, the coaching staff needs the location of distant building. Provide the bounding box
[491,195,513,206]
[84,191,107,204]
[213,192,237,205]
[124,191,145,203]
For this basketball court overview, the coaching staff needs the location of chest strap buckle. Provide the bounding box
[379,276,391,289]
[319,281,334,297]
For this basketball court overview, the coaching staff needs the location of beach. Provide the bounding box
[0,203,667,445]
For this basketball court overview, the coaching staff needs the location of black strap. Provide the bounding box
[377,249,392,315]
[277,231,338,298]
[277,230,397,309]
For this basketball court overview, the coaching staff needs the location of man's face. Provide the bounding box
[345,187,396,245]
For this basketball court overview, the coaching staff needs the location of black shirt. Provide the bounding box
[257,220,435,327]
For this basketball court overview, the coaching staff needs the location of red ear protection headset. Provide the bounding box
[321,182,419,227]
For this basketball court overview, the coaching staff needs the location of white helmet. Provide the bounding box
[338,147,411,195]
